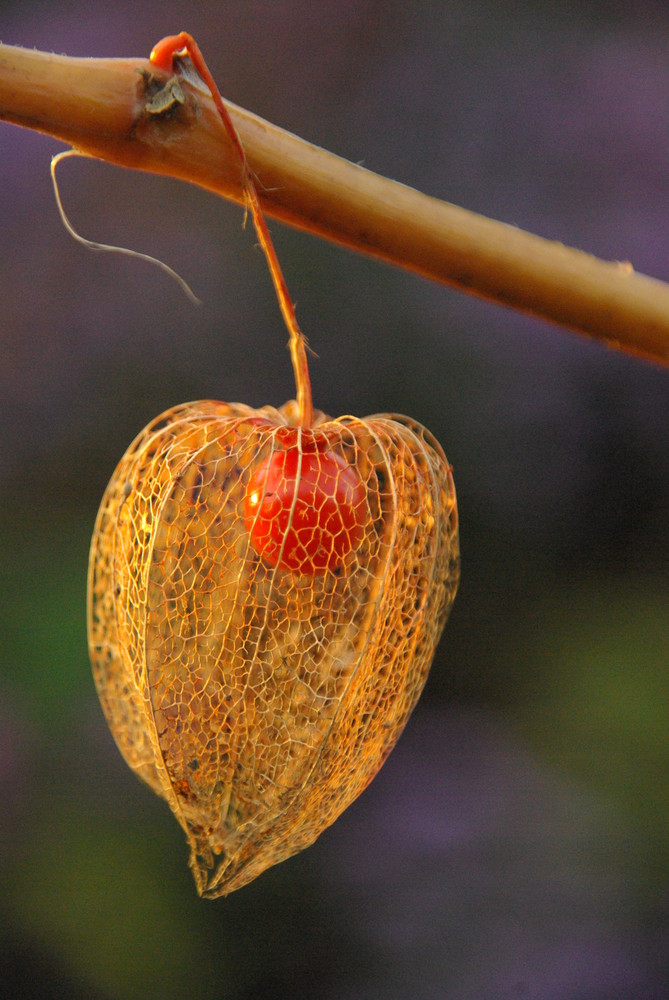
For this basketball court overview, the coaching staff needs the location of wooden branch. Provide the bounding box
[1,41,668,365]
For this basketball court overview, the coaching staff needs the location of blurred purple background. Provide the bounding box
[1,2,667,998]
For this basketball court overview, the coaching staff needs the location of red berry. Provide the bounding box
[244,434,366,575]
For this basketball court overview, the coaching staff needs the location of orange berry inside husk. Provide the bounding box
[244,435,367,575]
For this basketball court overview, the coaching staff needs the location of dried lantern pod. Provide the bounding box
[87,34,459,897]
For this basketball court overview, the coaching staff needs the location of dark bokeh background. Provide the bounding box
[1,2,667,998]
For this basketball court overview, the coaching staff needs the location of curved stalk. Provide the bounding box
[0,41,668,365]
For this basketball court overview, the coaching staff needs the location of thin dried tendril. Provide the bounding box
[50,149,201,306]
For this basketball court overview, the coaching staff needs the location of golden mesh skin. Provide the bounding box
[87,399,459,897]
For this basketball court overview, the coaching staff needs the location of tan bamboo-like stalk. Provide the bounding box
[1,41,668,365]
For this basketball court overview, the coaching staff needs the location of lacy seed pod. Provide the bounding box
[87,33,459,897]
[88,400,459,897]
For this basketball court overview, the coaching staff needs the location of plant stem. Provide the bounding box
[149,33,315,429]
[1,41,668,365]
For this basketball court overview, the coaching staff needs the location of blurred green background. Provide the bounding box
[1,1,667,997]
